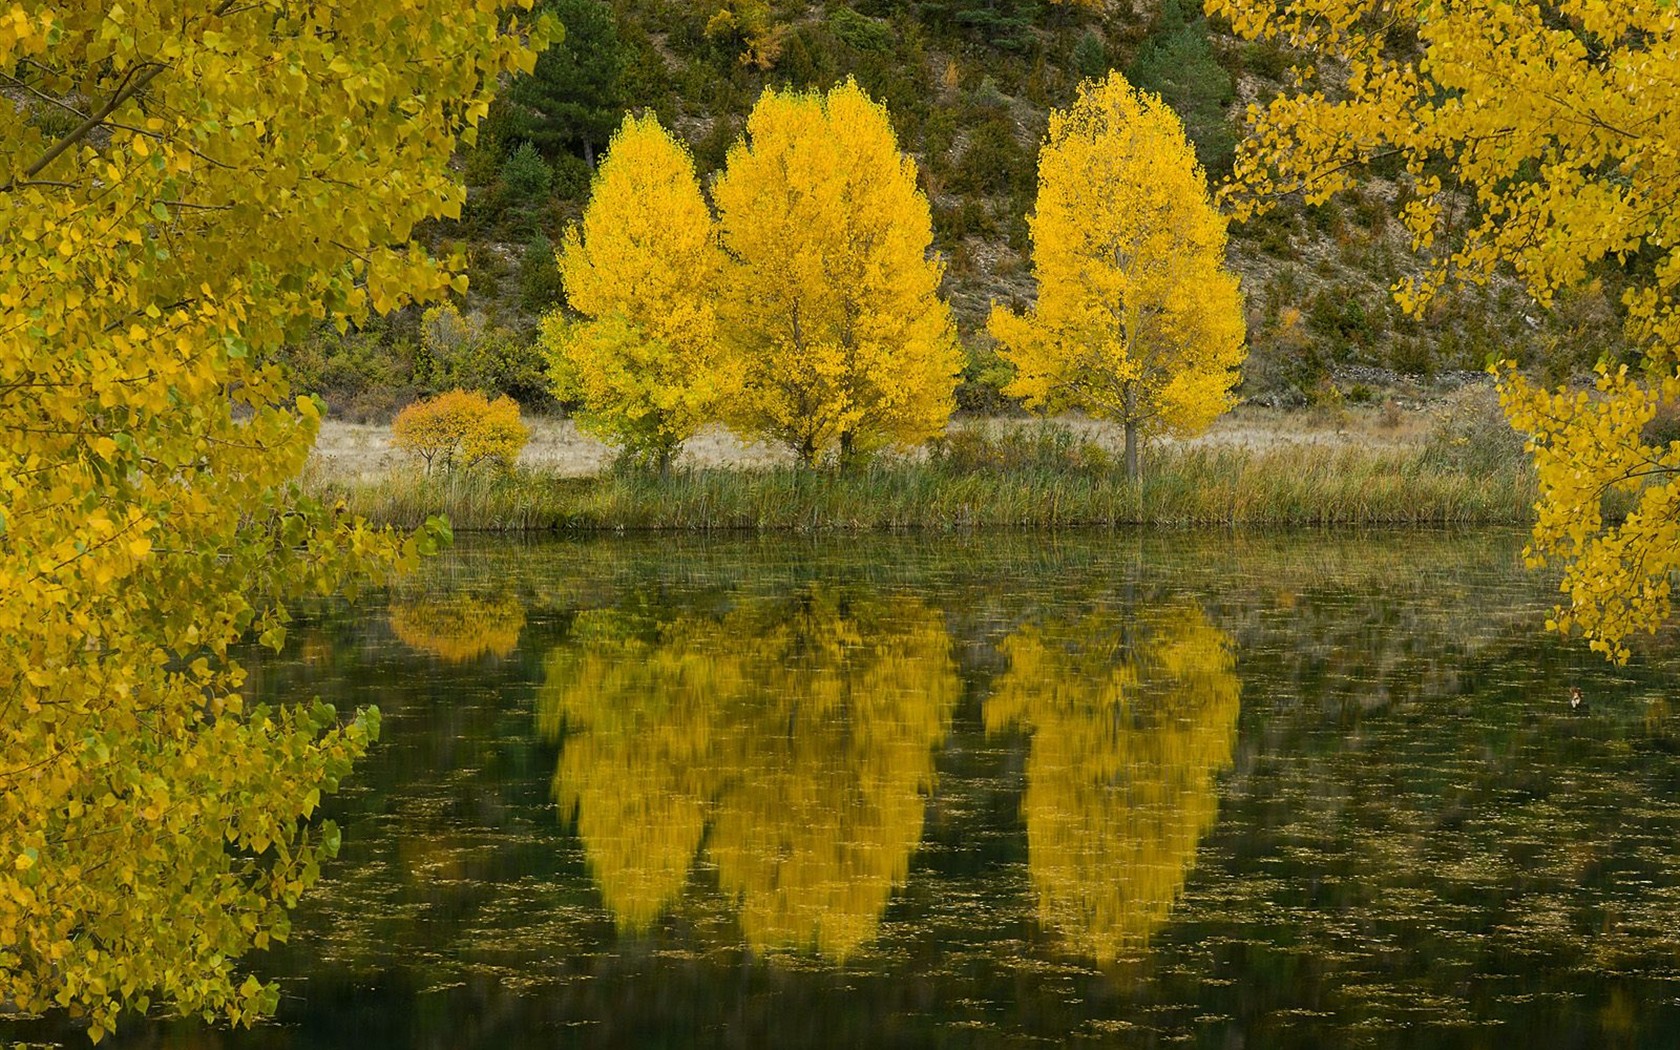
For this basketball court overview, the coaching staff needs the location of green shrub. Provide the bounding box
[966,75,1010,112]
[519,235,565,313]
[1241,39,1290,80]
[952,115,1029,195]
[280,321,420,420]
[552,152,594,201]
[953,342,1017,413]
[416,302,548,405]
[827,7,894,52]
[1235,208,1299,259]
[1308,286,1382,353]
[501,141,553,202]
[934,198,998,242]
[928,422,1115,476]
[471,140,556,234]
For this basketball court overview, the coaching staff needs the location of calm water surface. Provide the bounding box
[26,530,1680,1047]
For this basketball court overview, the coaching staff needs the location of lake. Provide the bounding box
[22,529,1680,1047]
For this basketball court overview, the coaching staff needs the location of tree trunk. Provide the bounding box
[1123,383,1140,482]
[582,136,595,170]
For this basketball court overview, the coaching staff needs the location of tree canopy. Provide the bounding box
[507,0,624,166]
[1212,0,1680,661]
[0,0,543,1037]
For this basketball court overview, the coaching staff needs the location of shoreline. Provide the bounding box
[306,395,1537,533]
[310,442,1537,534]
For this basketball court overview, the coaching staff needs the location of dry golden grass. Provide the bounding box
[308,394,1472,483]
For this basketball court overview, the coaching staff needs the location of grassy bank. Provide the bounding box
[313,435,1537,532]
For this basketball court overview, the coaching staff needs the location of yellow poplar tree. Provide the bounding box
[713,79,962,467]
[988,72,1245,480]
[543,114,728,472]
[0,1,545,1038]
[1211,0,1680,662]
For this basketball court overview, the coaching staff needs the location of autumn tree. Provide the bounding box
[543,114,727,472]
[987,603,1240,959]
[391,389,531,473]
[703,0,784,70]
[713,80,963,467]
[988,73,1245,480]
[0,1,544,1038]
[1211,0,1680,662]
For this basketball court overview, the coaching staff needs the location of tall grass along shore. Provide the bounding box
[311,420,1537,532]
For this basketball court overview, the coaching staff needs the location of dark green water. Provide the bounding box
[23,530,1680,1048]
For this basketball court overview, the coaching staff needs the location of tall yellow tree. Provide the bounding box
[0,1,544,1038]
[987,603,1240,960]
[1210,0,1680,662]
[713,80,962,467]
[988,73,1246,480]
[543,114,728,472]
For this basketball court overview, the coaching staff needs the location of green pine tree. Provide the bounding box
[1127,0,1236,175]
[508,0,626,167]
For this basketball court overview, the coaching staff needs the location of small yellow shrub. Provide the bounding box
[391,389,530,472]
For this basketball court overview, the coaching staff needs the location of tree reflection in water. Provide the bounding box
[988,601,1240,960]
[387,593,526,662]
[539,588,959,958]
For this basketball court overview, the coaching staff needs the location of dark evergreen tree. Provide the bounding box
[1072,30,1108,81]
[508,0,626,167]
[915,0,1039,54]
[1127,0,1236,175]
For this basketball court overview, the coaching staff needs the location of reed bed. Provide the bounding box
[316,436,1536,532]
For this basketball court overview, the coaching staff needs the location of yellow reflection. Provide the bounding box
[540,589,958,958]
[388,592,526,661]
[987,601,1240,960]
[541,611,732,928]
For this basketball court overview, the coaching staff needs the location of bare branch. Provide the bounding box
[1,61,170,194]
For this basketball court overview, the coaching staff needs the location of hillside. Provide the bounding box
[281,0,1628,421]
